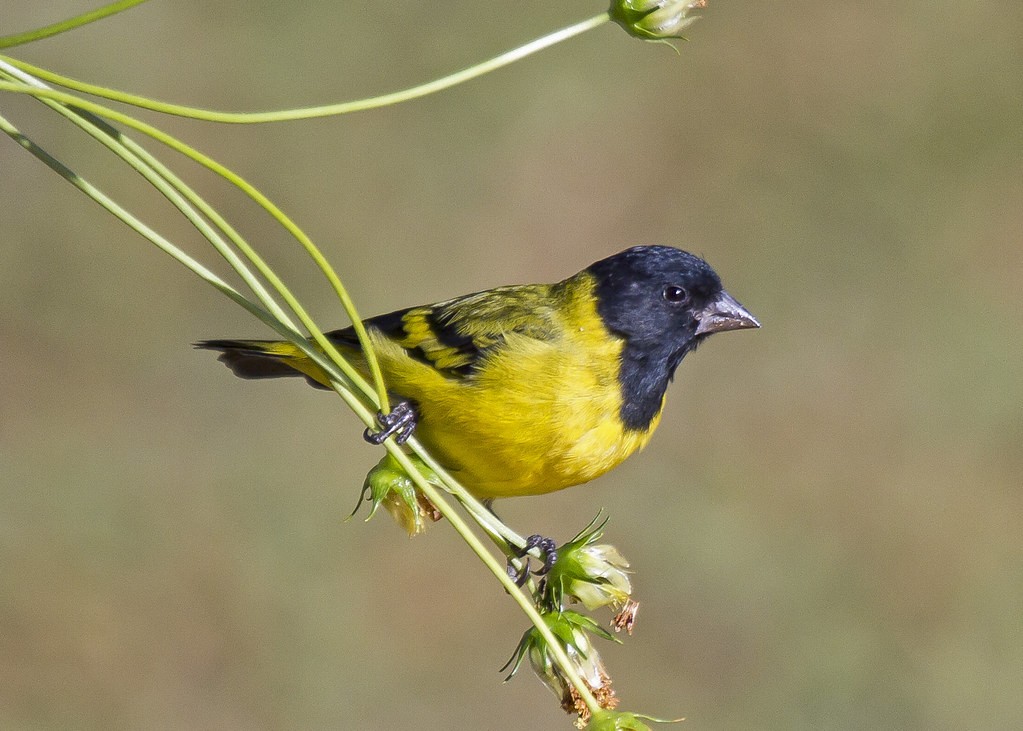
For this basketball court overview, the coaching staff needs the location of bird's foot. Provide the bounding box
[363,400,417,445]
[506,534,558,586]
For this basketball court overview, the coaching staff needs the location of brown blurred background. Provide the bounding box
[2,1,1022,729]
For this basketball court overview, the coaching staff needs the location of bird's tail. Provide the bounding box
[195,339,331,388]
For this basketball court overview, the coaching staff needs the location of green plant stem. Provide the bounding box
[0,76,390,413]
[0,0,151,49]
[382,445,602,718]
[0,110,272,342]
[0,103,382,446]
[0,59,299,332]
[404,438,527,550]
[0,12,611,123]
[0,60,392,437]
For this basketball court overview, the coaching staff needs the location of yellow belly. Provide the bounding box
[363,315,661,500]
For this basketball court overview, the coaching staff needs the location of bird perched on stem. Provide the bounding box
[197,245,758,501]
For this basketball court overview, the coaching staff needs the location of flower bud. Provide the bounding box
[357,453,441,536]
[544,519,632,611]
[609,0,708,41]
[505,611,620,723]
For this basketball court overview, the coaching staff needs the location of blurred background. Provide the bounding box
[2,1,1021,728]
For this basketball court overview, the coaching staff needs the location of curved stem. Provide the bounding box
[0,0,151,49]
[0,13,610,123]
[0,77,391,412]
[0,59,297,332]
[0,110,281,341]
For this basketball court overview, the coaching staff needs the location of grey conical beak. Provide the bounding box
[695,290,760,335]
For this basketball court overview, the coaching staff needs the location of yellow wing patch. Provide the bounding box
[328,284,561,380]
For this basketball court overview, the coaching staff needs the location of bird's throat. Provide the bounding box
[616,340,693,431]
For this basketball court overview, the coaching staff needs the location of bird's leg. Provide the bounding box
[363,400,418,445]
[506,534,558,586]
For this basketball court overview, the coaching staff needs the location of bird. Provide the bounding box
[197,245,759,501]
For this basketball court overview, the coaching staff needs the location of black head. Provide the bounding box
[585,245,759,429]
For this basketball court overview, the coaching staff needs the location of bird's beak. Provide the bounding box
[695,290,760,335]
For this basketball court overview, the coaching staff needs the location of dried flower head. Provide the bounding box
[611,600,640,635]
[505,611,621,724]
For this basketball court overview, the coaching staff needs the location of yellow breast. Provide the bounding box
[365,276,663,499]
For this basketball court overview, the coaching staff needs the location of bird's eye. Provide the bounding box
[662,285,688,303]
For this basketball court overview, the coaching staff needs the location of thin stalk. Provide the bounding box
[406,439,527,550]
[0,111,269,339]
[0,60,297,332]
[0,13,611,123]
[382,445,602,718]
[0,0,151,49]
[0,78,390,412]
[0,108,380,436]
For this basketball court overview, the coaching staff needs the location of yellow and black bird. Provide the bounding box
[197,245,758,501]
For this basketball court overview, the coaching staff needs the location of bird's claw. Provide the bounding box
[363,400,417,445]
[506,534,558,586]
[507,558,529,585]
[526,534,558,575]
